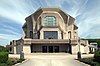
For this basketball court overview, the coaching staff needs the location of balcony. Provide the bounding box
[23,39,70,45]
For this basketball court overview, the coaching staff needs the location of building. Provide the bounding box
[89,42,98,53]
[7,8,89,54]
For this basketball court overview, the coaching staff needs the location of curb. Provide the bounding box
[13,59,29,66]
[75,60,90,66]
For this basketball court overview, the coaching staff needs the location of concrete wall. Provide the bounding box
[23,45,31,54]
[71,44,89,54]
[71,45,79,54]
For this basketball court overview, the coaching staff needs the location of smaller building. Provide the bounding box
[89,42,98,53]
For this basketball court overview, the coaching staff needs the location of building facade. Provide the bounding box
[7,8,89,54]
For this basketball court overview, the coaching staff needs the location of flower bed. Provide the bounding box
[0,58,25,66]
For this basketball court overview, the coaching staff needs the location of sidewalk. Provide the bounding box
[9,53,93,66]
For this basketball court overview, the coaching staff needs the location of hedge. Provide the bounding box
[94,50,100,63]
[0,52,9,63]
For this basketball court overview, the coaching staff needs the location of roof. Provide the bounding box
[23,8,76,28]
[25,7,75,21]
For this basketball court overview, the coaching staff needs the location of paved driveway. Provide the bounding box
[10,53,93,66]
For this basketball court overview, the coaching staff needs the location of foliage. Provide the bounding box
[78,57,94,65]
[86,39,100,46]
[0,58,25,66]
[0,46,8,52]
[78,57,100,66]
[17,58,25,63]
[0,63,7,66]
[94,50,100,63]
[0,52,8,63]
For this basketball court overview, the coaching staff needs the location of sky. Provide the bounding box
[0,0,100,46]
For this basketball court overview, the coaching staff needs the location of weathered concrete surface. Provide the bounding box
[9,53,93,66]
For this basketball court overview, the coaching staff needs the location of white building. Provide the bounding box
[6,8,89,54]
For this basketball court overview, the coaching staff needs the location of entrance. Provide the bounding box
[54,46,59,52]
[48,46,53,53]
[42,46,47,53]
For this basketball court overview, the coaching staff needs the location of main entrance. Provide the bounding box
[42,46,47,53]
[54,46,59,52]
[49,46,53,53]
[31,44,71,53]
[42,46,59,53]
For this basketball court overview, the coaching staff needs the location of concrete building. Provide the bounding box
[7,8,89,54]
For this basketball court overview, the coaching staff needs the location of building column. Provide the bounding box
[14,46,16,54]
[23,45,31,54]
[71,45,79,54]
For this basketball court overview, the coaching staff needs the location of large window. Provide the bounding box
[43,16,56,26]
[44,31,58,39]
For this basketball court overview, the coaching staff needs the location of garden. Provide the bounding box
[78,50,100,66]
[0,46,25,66]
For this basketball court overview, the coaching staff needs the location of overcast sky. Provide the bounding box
[0,0,100,46]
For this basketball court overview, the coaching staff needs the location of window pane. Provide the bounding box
[43,16,56,26]
[44,31,58,39]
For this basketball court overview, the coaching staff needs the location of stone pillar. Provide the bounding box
[14,46,16,54]
[23,45,31,54]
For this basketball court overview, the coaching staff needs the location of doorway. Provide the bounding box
[54,46,59,52]
[48,46,53,53]
[42,46,47,53]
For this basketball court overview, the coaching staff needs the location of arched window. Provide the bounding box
[68,31,71,39]
[43,16,56,26]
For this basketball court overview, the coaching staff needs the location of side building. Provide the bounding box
[6,8,89,54]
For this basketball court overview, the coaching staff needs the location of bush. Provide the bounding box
[94,50,100,62]
[0,46,8,52]
[79,57,94,65]
[6,59,13,66]
[0,63,7,66]
[17,58,25,63]
[0,52,8,63]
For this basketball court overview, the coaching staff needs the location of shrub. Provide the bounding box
[0,52,8,63]
[6,59,13,66]
[0,63,7,66]
[17,58,25,63]
[79,57,94,65]
[0,46,8,52]
[94,50,100,62]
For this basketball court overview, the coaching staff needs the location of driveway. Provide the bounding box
[10,53,93,66]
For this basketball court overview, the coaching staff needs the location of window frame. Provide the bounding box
[43,16,56,26]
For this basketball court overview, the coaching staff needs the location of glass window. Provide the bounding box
[43,16,56,26]
[44,31,58,39]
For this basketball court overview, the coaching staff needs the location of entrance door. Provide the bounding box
[42,46,47,53]
[54,46,59,52]
[48,46,53,53]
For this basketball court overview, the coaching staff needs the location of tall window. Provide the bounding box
[44,31,58,39]
[30,31,33,39]
[68,31,71,39]
[43,16,56,26]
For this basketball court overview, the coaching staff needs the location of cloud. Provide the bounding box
[0,0,100,45]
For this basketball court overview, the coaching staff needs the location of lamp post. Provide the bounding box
[20,38,24,59]
[77,37,81,59]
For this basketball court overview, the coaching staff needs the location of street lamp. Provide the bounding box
[77,37,81,59]
[20,38,24,59]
